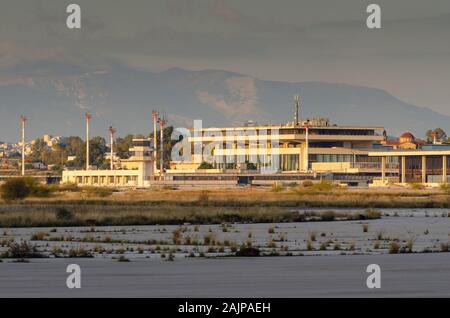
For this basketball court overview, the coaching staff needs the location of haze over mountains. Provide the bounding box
[0,62,448,141]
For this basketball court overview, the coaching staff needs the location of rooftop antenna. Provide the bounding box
[294,95,300,126]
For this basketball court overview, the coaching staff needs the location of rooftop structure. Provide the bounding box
[62,138,154,187]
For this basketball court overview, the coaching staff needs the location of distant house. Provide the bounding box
[382,132,426,150]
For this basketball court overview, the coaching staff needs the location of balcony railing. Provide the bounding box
[350,162,399,170]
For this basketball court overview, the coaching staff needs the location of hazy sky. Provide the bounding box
[1,0,450,115]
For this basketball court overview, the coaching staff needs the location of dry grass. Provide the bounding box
[2,186,450,209]
[389,241,401,254]
[0,203,383,228]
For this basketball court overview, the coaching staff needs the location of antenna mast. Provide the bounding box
[294,95,300,126]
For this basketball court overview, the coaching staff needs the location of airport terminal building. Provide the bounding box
[62,101,450,188]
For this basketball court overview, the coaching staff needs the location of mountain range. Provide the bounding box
[0,62,448,141]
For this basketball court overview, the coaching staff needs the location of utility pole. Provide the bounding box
[85,113,91,170]
[20,115,27,176]
[152,110,158,179]
[108,126,116,170]
[158,115,166,181]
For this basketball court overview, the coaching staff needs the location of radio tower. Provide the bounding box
[20,115,27,176]
[108,126,116,170]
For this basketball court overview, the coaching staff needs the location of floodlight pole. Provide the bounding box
[20,115,27,176]
[109,126,116,170]
[85,113,91,170]
[152,111,158,179]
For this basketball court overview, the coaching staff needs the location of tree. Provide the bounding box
[198,161,214,169]
[246,161,257,170]
[426,128,447,143]
[115,134,134,159]
[149,126,179,169]
[89,136,108,167]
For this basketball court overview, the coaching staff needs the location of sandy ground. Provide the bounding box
[0,253,449,297]
[1,208,449,297]
[1,208,449,258]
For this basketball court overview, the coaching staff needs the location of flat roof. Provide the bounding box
[192,125,385,131]
[369,149,450,157]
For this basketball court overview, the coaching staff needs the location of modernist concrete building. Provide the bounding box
[62,138,154,187]
[369,146,450,185]
[171,117,391,177]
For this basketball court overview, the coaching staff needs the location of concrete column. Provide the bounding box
[401,156,406,184]
[381,156,386,183]
[443,155,447,183]
[422,156,427,184]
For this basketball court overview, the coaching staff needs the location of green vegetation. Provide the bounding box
[0,177,53,201]
[198,162,214,169]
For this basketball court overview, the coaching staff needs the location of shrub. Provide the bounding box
[320,211,336,221]
[312,180,334,192]
[376,230,384,240]
[69,247,93,258]
[389,241,400,254]
[31,231,49,241]
[82,187,113,198]
[348,242,355,251]
[362,224,369,233]
[406,237,416,253]
[198,162,214,169]
[203,233,216,246]
[118,255,130,262]
[271,184,284,193]
[440,243,449,252]
[319,242,327,250]
[172,228,183,245]
[268,226,275,234]
[235,247,260,257]
[267,239,276,248]
[410,182,424,190]
[364,209,382,219]
[0,178,33,201]
[302,180,314,188]
[6,241,45,259]
[55,207,74,221]
[308,231,317,241]
[439,183,450,193]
